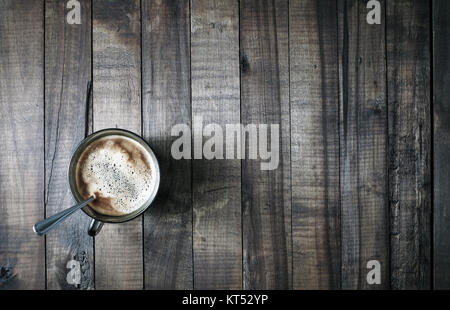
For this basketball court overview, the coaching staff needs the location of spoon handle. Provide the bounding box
[33,196,95,236]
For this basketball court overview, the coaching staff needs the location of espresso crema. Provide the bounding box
[75,135,155,216]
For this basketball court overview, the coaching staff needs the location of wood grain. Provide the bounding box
[338,0,389,289]
[387,0,431,290]
[92,0,143,289]
[142,0,193,289]
[290,0,341,289]
[433,0,450,290]
[240,0,291,290]
[191,0,242,289]
[45,0,93,290]
[0,0,441,290]
[0,0,45,289]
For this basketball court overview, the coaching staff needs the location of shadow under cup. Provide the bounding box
[68,128,160,236]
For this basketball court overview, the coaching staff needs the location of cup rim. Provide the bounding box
[68,128,160,224]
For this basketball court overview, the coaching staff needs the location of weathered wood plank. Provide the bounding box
[191,0,242,289]
[142,0,193,289]
[338,0,389,289]
[387,0,432,290]
[92,0,143,289]
[290,0,341,289]
[240,0,291,290]
[0,0,45,289]
[45,0,94,290]
[433,0,450,290]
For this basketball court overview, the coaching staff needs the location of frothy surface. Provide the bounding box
[75,135,155,216]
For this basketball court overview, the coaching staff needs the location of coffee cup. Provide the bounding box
[68,128,160,236]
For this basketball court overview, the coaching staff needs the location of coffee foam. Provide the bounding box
[75,135,155,216]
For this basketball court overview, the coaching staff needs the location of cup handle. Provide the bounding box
[88,219,104,237]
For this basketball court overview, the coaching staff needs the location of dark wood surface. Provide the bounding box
[433,0,450,290]
[241,0,291,290]
[92,0,143,289]
[387,0,431,289]
[0,0,45,290]
[191,0,242,289]
[45,0,93,289]
[142,0,193,289]
[290,0,340,289]
[0,0,448,290]
[339,0,389,290]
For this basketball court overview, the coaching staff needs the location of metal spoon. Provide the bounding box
[33,196,95,236]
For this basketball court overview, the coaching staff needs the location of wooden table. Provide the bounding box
[0,0,449,290]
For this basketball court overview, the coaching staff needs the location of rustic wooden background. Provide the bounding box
[0,0,449,290]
